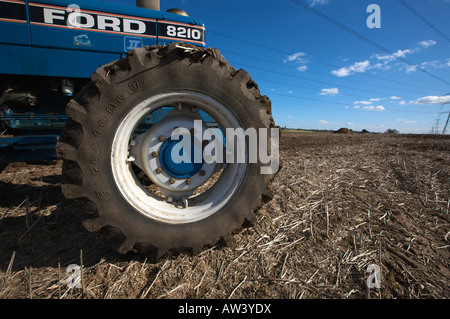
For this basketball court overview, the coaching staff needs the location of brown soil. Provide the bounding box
[0,132,449,299]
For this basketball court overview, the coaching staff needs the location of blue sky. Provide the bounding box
[110,0,450,133]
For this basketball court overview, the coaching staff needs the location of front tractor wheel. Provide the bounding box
[57,43,278,259]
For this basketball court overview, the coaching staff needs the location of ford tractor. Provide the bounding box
[0,0,278,259]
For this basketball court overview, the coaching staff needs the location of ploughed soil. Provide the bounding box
[0,132,449,299]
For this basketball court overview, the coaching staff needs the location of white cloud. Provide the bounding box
[308,0,328,7]
[288,115,295,118]
[390,96,402,100]
[418,40,436,48]
[353,100,372,105]
[370,98,382,102]
[284,52,306,63]
[392,49,412,58]
[331,68,350,77]
[376,49,412,63]
[399,101,406,105]
[415,95,450,104]
[318,120,331,125]
[396,119,417,124]
[405,65,417,73]
[363,105,385,111]
[331,60,371,77]
[420,59,450,70]
[320,88,339,96]
[285,52,308,72]
[367,40,439,74]
[350,61,371,72]
[421,60,440,68]
[331,39,441,78]
[371,62,388,71]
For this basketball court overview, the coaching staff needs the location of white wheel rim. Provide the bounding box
[111,91,247,224]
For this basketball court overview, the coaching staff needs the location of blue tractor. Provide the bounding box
[0,0,277,259]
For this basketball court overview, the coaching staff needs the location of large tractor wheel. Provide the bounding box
[56,43,278,260]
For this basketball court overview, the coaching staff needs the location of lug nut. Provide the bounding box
[169,178,176,184]
[156,168,163,174]
[159,135,166,142]
[152,151,158,158]
[186,178,192,185]
[199,170,206,176]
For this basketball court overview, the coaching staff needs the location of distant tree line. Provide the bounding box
[384,128,400,134]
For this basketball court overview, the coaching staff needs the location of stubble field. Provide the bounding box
[0,132,449,299]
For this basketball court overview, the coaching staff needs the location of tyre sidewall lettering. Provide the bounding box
[84,80,143,207]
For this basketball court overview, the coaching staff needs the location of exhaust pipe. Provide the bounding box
[136,0,160,11]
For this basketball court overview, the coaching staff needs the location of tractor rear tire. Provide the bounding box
[56,43,278,260]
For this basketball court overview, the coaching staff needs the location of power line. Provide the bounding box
[254,76,420,105]
[258,77,438,114]
[254,76,381,100]
[266,93,436,115]
[397,0,450,43]
[221,49,436,96]
[209,30,439,92]
[229,60,419,100]
[264,91,348,107]
[290,0,450,87]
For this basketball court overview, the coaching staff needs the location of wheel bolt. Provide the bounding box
[152,151,158,158]
[199,170,206,176]
[159,135,166,142]
[186,178,192,185]
[156,168,163,174]
[169,178,176,184]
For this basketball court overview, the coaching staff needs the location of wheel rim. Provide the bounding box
[111,91,247,224]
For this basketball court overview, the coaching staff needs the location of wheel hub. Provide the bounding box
[129,104,216,201]
[159,136,204,179]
